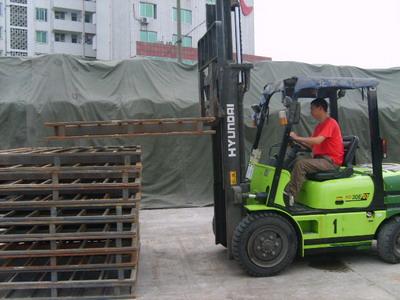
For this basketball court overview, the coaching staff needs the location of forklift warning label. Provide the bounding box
[227,104,237,157]
[341,193,370,202]
[230,171,238,185]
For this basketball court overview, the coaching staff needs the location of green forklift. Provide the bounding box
[198,1,400,277]
[232,76,400,276]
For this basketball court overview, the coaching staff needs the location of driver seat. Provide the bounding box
[306,135,359,182]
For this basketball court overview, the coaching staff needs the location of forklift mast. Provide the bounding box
[198,0,252,253]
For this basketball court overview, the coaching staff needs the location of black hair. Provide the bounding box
[311,98,328,112]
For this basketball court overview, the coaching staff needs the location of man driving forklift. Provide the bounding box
[284,98,344,205]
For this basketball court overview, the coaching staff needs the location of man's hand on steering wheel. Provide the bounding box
[289,132,312,151]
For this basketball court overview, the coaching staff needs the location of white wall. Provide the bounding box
[0,1,6,54]
[96,0,135,60]
[111,0,135,60]
[97,0,254,60]
[95,0,111,60]
[130,0,208,48]
[133,0,255,54]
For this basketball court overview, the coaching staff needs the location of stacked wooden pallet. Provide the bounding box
[0,146,142,299]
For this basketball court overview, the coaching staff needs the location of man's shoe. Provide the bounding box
[283,191,295,207]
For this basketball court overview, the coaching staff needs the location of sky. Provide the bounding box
[253,0,400,68]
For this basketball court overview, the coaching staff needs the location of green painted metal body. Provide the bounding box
[244,161,400,256]
[247,163,290,207]
[297,172,374,209]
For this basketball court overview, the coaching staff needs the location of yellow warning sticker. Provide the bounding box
[230,171,237,185]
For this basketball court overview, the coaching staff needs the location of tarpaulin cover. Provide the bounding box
[0,54,399,208]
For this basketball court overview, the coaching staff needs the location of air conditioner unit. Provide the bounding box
[140,17,148,25]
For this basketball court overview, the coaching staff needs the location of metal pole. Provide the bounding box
[176,0,182,63]
[4,2,7,56]
[82,0,85,57]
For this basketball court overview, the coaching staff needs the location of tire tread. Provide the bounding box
[377,217,400,264]
[232,212,297,277]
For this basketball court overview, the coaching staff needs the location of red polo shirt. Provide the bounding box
[312,117,344,166]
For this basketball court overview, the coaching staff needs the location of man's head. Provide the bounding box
[310,98,329,121]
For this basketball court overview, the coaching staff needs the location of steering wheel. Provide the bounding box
[288,136,311,152]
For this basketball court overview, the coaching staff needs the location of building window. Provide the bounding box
[172,8,192,24]
[85,33,94,45]
[173,35,192,48]
[36,8,47,21]
[55,11,65,20]
[0,26,2,40]
[55,33,65,42]
[84,12,93,23]
[140,2,156,19]
[0,3,3,17]
[71,12,78,22]
[71,34,79,44]
[36,31,47,43]
[140,30,157,43]
[10,0,27,4]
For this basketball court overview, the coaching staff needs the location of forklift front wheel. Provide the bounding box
[232,212,297,277]
[377,216,400,264]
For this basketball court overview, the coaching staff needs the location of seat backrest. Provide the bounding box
[343,135,359,167]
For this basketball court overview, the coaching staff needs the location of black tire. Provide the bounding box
[232,212,298,277]
[377,216,400,264]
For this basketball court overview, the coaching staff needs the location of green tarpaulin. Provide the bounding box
[0,54,399,208]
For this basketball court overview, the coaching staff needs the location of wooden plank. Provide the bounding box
[0,230,137,242]
[0,247,138,258]
[45,116,215,126]
[0,182,141,192]
[47,130,216,140]
[0,199,140,209]
[0,214,137,226]
[0,277,137,289]
[0,262,137,273]
[45,117,216,140]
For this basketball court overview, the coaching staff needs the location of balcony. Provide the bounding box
[84,23,96,34]
[84,1,96,12]
[35,43,51,55]
[54,19,83,33]
[53,0,96,12]
[54,42,83,56]
[84,44,96,58]
[52,42,96,58]
[53,0,84,11]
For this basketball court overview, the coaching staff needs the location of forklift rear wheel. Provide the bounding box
[377,217,400,263]
[232,212,297,277]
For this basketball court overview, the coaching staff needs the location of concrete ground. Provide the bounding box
[136,207,400,300]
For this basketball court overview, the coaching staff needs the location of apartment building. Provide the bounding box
[96,0,256,61]
[0,0,96,57]
[0,0,258,61]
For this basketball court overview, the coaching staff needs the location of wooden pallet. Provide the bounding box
[0,147,141,299]
[45,117,216,140]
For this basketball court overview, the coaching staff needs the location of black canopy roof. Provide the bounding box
[262,76,379,98]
